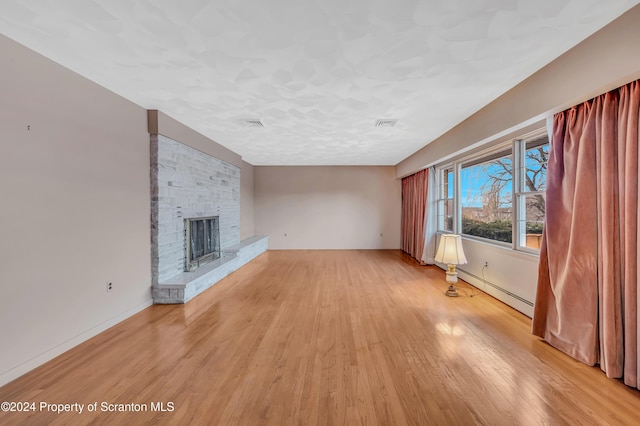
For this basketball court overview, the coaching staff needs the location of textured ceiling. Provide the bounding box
[1,0,638,165]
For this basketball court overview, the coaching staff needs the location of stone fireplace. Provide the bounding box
[149,119,268,305]
[150,134,240,295]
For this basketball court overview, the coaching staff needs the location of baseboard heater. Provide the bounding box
[456,267,534,307]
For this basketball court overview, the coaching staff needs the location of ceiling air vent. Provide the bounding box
[240,118,264,128]
[375,119,398,128]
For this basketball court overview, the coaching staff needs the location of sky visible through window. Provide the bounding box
[460,144,548,208]
[461,161,513,209]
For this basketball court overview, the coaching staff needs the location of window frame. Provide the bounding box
[437,165,455,233]
[514,132,548,253]
[459,143,513,247]
[434,128,549,254]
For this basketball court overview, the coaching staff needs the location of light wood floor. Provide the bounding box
[1,250,640,425]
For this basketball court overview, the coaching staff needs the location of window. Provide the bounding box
[435,129,549,252]
[515,136,549,250]
[461,149,513,244]
[437,167,454,232]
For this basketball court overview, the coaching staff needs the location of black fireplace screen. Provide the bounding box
[185,216,220,271]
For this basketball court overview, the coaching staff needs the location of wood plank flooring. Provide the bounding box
[1,250,640,425]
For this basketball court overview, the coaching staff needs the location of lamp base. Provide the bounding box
[445,264,458,283]
[445,285,459,297]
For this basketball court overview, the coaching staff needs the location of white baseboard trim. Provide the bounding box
[0,298,153,387]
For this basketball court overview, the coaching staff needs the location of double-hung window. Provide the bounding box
[437,167,454,232]
[460,148,513,244]
[435,129,549,253]
[514,135,549,251]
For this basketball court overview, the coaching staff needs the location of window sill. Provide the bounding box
[459,234,540,260]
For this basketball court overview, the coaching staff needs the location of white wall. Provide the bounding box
[254,166,400,249]
[0,35,153,385]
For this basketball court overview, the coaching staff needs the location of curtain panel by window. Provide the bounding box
[421,167,438,265]
[532,80,640,388]
[401,169,428,261]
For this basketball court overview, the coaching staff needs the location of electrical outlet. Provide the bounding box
[106,282,113,292]
[484,261,489,268]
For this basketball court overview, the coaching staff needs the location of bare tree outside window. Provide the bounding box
[461,153,513,243]
[523,144,548,224]
[460,141,549,244]
[519,142,548,248]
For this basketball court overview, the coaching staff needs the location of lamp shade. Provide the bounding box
[435,234,467,265]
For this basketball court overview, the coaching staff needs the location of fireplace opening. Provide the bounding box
[185,216,220,272]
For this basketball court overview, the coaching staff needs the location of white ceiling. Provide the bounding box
[1,0,638,165]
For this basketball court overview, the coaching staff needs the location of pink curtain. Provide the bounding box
[401,169,428,262]
[532,80,640,388]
